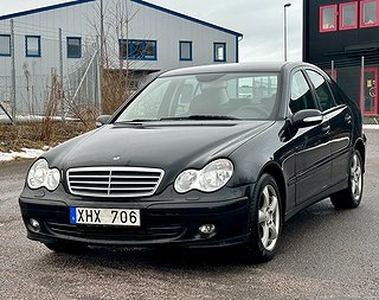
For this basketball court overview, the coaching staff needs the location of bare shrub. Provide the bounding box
[0,122,91,153]
[101,69,132,114]
[67,101,99,128]
[35,72,62,142]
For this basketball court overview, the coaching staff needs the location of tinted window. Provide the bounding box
[306,70,336,111]
[329,81,351,106]
[290,71,317,113]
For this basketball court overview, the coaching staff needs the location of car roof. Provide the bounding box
[160,62,310,77]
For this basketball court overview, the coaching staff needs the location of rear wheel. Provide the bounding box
[245,174,282,263]
[331,149,363,209]
[44,241,88,254]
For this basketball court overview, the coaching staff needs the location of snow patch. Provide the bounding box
[0,148,47,162]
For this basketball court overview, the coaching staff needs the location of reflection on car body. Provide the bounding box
[19,62,366,262]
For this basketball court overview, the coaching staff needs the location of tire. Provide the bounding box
[331,149,364,209]
[245,174,282,263]
[44,241,88,254]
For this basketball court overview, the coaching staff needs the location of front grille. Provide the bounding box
[46,222,186,242]
[67,167,165,198]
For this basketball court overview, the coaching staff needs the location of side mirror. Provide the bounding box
[96,115,111,127]
[291,109,323,128]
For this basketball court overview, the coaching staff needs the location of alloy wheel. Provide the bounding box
[351,152,363,201]
[258,184,280,251]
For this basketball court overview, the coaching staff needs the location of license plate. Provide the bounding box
[69,207,140,227]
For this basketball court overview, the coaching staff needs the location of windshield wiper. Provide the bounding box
[115,115,241,124]
[115,119,156,124]
[160,115,241,121]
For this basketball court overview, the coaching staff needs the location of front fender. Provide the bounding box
[228,122,292,186]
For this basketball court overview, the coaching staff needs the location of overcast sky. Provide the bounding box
[1,0,303,62]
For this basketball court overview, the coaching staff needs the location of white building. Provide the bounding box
[0,0,243,117]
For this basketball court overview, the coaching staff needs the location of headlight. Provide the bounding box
[174,159,234,193]
[27,158,61,191]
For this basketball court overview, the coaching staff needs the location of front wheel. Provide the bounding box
[330,149,364,209]
[245,174,282,263]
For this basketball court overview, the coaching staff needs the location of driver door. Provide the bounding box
[290,70,332,205]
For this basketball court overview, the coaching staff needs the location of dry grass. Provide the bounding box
[0,121,94,153]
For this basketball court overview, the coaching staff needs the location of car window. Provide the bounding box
[306,70,336,111]
[115,72,279,122]
[119,79,172,121]
[290,71,317,114]
[329,81,350,106]
[171,79,199,115]
[225,74,278,118]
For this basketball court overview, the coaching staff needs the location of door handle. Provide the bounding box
[345,114,352,123]
[322,124,331,133]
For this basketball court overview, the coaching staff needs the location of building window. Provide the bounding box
[119,39,157,60]
[340,2,358,30]
[319,5,337,32]
[67,37,82,58]
[214,42,226,62]
[0,34,11,56]
[179,41,192,61]
[25,35,41,57]
[360,0,379,27]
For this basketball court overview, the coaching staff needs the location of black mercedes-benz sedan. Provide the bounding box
[19,62,366,262]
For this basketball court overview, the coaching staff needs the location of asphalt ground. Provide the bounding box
[0,129,378,300]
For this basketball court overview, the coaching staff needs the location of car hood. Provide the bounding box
[46,121,273,174]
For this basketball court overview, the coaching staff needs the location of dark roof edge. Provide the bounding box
[131,0,243,38]
[0,0,95,21]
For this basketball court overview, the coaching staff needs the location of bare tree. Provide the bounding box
[91,0,151,114]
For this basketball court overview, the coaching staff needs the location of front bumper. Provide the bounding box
[19,186,252,248]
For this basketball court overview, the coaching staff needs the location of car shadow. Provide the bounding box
[43,245,249,271]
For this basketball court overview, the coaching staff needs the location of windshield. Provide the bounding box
[115,72,279,122]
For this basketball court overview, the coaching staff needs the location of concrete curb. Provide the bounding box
[363,124,379,130]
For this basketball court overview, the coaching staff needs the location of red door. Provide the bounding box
[361,68,378,115]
